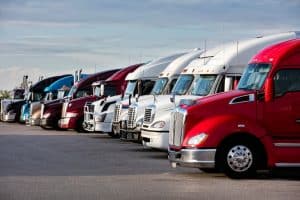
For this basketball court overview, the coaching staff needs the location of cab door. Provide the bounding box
[261,68,300,164]
[264,69,300,138]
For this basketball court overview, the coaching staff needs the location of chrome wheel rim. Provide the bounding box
[227,145,253,172]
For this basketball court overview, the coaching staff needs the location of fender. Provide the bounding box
[183,114,277,167]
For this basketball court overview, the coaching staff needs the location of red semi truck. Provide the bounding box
[169,39,300,178]
[58,64,143,131]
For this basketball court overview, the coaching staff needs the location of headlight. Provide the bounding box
[43,112,51,118]
[94,114,106,122]
[187,133,207,146]
[65,112,78,118]
[151,121,165,128]
[68,103,72,107]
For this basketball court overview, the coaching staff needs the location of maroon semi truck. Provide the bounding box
[58,64,143,132]
[40,69,119,130]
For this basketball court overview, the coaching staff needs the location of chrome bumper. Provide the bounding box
[2,113,16,122]
[168,148,216,168]
[29,118,41,126]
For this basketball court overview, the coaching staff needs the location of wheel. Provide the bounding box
[76,117,87,133]
[218,140,258,178]
[108,131,120,138]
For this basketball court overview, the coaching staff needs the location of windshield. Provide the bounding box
[151,78,168,95]
[191,75,217,96]
[171,75,194,95]
[94,85,117,97]
[57,90,66,99]
[238,63,271,90]
[124,80,137,96]
[68,85,77,98]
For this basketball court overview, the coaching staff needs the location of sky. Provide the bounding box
[0,0,299,90]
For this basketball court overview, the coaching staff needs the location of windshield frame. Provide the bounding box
[237,63,271,91]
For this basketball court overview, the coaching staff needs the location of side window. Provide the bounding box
[141,80,155,95]
[274,69,300,97]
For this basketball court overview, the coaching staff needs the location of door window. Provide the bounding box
[274,69,300,97]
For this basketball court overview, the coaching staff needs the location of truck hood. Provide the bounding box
[92,95,121,106]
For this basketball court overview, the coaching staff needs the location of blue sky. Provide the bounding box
[0,0,299,90]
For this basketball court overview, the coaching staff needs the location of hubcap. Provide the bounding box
[227,145,253,172]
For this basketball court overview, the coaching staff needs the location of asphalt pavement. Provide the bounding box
[0,122,300,200]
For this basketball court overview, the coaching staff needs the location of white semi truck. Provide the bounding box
[141,31,299,150]
[83,52,185,135]
[119,49,204,141]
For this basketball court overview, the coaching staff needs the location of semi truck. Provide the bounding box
[3,75,69,123]
[0,75,30,122]
[142,31,299,150]
[58,69,120,131]
[120,49,204,141]
[28,74,89,126]
[111,52,185,138]
[83,63,143,132]
[168,38,300,178]
[40,72,90,129]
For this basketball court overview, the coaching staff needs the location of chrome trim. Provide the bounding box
[127,104,137,129]
[169,107,187,146]
[274,143,300,147]
[229,94,255,105]
[275,163,300,167]
[168,148,216,168]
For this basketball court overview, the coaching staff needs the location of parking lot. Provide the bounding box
[0,122,299,200]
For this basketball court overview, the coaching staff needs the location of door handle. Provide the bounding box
[296,119,300,123]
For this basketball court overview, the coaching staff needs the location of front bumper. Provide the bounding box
[40,117,57,128]
[58,117,77,129]
[2,113,16,122]
[119,121,141,142]
[141,129,169,150]
[168,148,216,168]
[95,121,112,133]
[29,118,40,126]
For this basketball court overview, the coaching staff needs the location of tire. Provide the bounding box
[108,131,120,138]
[217,139,258,179]
[76,117,87,133]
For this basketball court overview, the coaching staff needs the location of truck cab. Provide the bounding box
[0,88,25,121]
[58,69,119,131]
[142,31,300,151]
[120,49,204,141]
[28,74,89,126]
[168,38,300,178]
[83,63,143,132]
[111,52,185,139]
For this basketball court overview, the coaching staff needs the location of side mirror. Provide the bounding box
[135,94,139,102]
[170,93,175,103]
[100,84,105,96]
[128,94,132,105]
[264,78,273,102]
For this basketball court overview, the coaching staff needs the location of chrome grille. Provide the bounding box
[84,102,94,121]
[169,108,186,146]
[40,103,45,118]
[113,103,122,122]
[127,105,137,129]
[61,102,68,118]
[143,104,155,124]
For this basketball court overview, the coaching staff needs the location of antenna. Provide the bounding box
[204,40,207,65]
[236,41,239,67]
